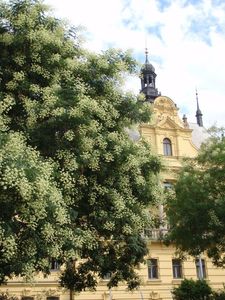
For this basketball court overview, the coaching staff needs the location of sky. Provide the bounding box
[44,0,225,128]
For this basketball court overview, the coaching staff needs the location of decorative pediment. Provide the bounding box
[152,96,185,128]
[156,116,185,130]
[154,96,177,114]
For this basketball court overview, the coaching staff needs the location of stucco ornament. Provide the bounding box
[153,96,184,128]
[149,291,162,300]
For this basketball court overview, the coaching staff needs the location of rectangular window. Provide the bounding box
[50,259,60,270]
[102,272,111,280]
[163,138,172,156]
[195,258,206,279]
[163,182,173,190]
[22,298,34,300]
[147,259,158,279]
[172,259,182,278]
[47,297,59,300]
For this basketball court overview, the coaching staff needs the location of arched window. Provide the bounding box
[163,138,172,156]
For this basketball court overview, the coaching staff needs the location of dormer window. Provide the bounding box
[163,138,172,156]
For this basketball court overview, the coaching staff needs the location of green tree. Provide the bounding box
[166,130,225,267]
[172,279,212,300]
[0,131,68,284]
[0,0,161,291]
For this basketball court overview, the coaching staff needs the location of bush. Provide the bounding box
[172,279,212,300]
[213,288,225,300]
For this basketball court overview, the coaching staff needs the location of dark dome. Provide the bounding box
[141,62,155,73]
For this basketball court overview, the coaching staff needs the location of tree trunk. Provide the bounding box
[70,289,73,300]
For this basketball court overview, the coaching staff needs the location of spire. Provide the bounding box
[195,89,203,127]
[140,48,160,103]
[145,47,149,64]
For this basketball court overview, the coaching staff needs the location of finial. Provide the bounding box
[145,47,149,64]
[196,88,200,110]
[183,114,187,122]
[182,114,189,128]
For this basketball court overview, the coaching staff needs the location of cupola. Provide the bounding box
[140,48,160,102]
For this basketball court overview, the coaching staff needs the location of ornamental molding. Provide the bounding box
[153,96,185,129]
[156,116,184,130]
[149,291,162,300]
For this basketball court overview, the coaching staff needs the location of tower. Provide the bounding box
[195,89,203,127]
[140,48,160,102]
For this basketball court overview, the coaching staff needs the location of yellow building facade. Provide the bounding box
[1,53,225,300]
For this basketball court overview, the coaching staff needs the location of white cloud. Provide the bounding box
[45,0,225,128]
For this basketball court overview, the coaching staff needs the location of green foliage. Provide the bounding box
[0,130,69,283]
[213,287,225,300]
[0,0,161,292]
[172,279,212,300]
[166,132,225,266]
[173,280,225,300]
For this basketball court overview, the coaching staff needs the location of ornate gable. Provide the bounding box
[140,95,198,160]
[152,96,185,129]
[157,116,185,130]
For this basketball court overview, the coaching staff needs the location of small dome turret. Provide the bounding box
[140,48,160,103]
[141,62,155,73]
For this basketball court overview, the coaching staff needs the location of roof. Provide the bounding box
[141,62,155,73]
[189,123,210,149]
[125,126,140,142]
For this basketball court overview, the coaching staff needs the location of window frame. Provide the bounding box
[195,258,207,279]
[46,297,59,300]
[163,182,173,190]
[172,259,183,279]
[163,138,172,156]
[50,259,60,271]
[147,258,159,279]
[102,272,111,280]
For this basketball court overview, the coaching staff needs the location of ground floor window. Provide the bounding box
[50,258,60,270]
